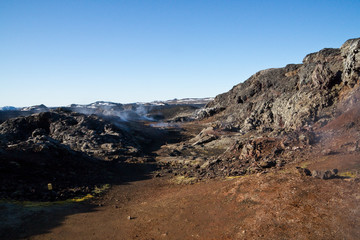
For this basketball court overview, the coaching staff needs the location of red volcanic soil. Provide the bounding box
[2,171,358,240]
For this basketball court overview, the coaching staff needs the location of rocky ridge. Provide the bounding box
[203,39,359,131]
[156,38,360,179]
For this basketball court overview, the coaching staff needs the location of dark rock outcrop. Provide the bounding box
[0,110,140,161]
[160,38,360,180]
[0,109,145,200]
[202,38,360,133]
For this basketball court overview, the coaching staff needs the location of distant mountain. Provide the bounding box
[0,106,18,111]
[0,98,214,123]
[67,98,213,121]
[69,101,123,109]
[68,98,214,109]
[150,97,214,106]
[20,104,49,112]
[0,104,49,123]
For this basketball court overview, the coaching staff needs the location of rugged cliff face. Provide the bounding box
[202,38,360,133]
[156,38,360,179]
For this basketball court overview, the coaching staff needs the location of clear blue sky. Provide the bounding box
[1,0,359,107]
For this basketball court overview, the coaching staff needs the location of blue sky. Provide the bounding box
[0,0,359,107]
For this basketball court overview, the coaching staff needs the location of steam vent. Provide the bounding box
[1,37,360,239]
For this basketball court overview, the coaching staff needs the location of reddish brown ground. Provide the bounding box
[10,170,358,240]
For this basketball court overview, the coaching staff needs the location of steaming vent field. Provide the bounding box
[0,37,359,239]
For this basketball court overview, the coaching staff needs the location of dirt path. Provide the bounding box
[3,170,357,240]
